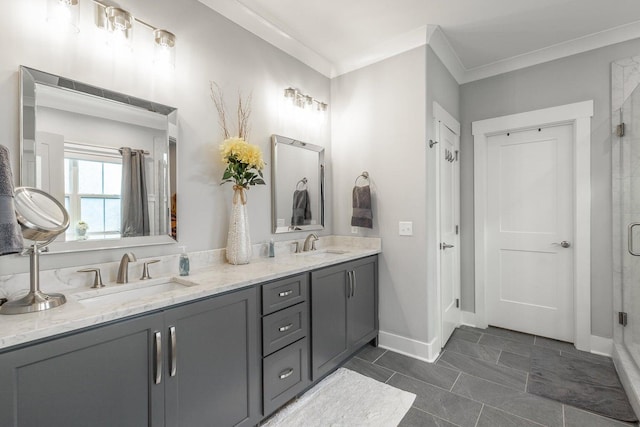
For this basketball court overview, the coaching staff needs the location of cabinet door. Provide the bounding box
[348,256,378,347]
[164,287,259,427]
[0,313,165,427]
[311,264,349,380]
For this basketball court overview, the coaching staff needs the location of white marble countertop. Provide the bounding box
[0,236,380,351]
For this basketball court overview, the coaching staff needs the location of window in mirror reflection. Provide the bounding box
[64,152,122,240]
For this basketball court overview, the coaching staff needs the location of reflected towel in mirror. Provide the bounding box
[351,185,373,229]
[0,145,24,255]
[291,189,311,226]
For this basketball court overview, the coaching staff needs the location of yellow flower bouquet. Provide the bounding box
[211,82,266,190]
[220,137,265,188]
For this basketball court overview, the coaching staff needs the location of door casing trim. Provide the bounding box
[472,100,593,351]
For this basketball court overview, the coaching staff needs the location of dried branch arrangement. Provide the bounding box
[210,81,252,140]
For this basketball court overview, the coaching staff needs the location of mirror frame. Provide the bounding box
[271,134,325,234]
[20,66,178,253]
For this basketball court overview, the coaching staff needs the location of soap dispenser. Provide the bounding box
[179,246,190,276]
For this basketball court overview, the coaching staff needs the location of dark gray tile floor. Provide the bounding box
[343,326,638,427]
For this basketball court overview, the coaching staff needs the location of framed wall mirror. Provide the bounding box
[20,66,178,252]
[271,134,324,233]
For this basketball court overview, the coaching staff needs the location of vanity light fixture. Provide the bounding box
[91,0,177,64]
[46,0,80,33]
[284,87,328,113]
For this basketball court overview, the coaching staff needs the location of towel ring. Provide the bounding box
[296,177,308,191]
[354,171,370,186]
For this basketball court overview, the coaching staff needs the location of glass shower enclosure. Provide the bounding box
[615,83,640,412]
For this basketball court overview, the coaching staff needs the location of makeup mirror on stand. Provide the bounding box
[0,187,70,314]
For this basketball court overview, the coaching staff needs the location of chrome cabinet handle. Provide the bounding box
[553,241,571,248]
[279,290,293,297]
[154,331,162,385]
[279,368,294,380]
[629,223,640,256]
[169,326,177,377]
[279,323,293,332]
[346,271,353,298]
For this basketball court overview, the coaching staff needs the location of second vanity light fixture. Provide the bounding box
[46,0,177,68]
[284,87,328,112]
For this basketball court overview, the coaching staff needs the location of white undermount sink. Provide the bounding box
[74,278,194,307]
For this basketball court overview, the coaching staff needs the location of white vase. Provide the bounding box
[226,187,251,265]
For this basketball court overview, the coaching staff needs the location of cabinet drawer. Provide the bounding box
[262,302,308,356]
[262,274,308,315]
[263,338,309,416]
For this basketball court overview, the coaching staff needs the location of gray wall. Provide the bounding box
[331,47,429,343]
[331,45,459,350]
[0,0,330,274]
[460,37,640,339]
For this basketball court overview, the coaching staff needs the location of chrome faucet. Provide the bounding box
[116,252,137,284]
[303,233,319,252]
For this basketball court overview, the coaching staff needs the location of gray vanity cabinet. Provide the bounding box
[311,255,378,380]
[164,286,260,427]
[0,287,259,427]
[0,313,165,427]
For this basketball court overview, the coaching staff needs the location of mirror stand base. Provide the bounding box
[0,291,66,315]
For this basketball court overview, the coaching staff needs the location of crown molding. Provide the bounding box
[426,25,466,83]
[461,20,640,83]
[198,1,640,84]
[198,0,334,77]
[332,26,428,77]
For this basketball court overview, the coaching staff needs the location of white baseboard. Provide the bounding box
[378,330,439,363]
[590,335,613,357]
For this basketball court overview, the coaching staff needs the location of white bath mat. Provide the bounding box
[263,368,416,427]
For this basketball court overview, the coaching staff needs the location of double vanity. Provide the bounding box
[0,237,380,426]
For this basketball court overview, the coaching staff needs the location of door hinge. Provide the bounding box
[617,123,625,137]
[456,298,460,308]
[455,150,459,161]
[619,312,628,326]
[455,225,459,235]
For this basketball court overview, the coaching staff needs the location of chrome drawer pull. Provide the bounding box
[279,323,293,332]
[279,368,294,380]
[278,290,293,297]
[169,326,177,377]
[154,331,162,385]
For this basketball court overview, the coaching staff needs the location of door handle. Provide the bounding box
[169,326,177,377]
[154,331,162,385]
[553,241,571,248]
[629,223,640,256]
[440,242,454,250]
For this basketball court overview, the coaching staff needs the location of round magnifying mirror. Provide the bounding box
[14,187,69,242]
[0,187,70,315]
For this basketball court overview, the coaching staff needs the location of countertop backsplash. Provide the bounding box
[0,235,381,301]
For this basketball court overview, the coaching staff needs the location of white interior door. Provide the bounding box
[439,122,461,345]
[485,124,574,342]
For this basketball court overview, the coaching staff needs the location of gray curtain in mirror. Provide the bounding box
[120,147,149,237]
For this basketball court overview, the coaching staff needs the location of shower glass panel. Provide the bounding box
[620,84,640,368]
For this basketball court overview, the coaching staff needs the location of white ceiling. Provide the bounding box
[199,0,640,82]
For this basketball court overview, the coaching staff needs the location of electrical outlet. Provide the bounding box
[351,226,358,234]
[399,221,413,236]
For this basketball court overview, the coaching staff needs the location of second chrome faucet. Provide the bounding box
[116,252,137,284]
